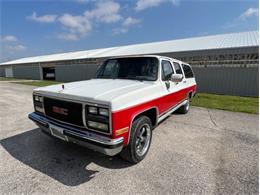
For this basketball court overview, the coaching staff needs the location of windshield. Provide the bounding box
[96,57,159,81]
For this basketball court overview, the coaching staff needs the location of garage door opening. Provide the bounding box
[42,67,55,80]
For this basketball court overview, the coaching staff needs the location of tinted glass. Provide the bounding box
[96,57,159,81]
[102,60,117,77]
[182,64,194,78]
[161,60,174,81]
[173,62,183,74]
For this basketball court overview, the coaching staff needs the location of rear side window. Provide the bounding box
[182,64,194,78]
[173,62,183,74]
[161,60,174,81]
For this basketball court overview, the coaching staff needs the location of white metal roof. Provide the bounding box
[1,30,258,66]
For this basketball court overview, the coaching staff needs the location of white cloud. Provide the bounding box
[135,0,179,11]
[1,35,17,42]
[6,44,27,52]
[123,17,141,27]
[136,0,164,11]
[58,14,92,36]
[84,1,122,23]
[113,17,141,35]
[1,37,26,61]
[57,33,80,41]
[239,8,259,20]
[112,28,128,35]
[56,0,122,40]
[223,7,259,29]
[1,44,27,62]
[1,35,26,60]
[25,1,125,41]
[27,12,57,23]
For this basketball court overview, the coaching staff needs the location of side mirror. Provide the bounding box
[171,74,183,83]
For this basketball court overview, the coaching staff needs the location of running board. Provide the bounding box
[158,100,188,123]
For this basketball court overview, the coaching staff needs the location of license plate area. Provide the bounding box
[50,124,68,141]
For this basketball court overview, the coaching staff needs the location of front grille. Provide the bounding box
[44,97,84,127]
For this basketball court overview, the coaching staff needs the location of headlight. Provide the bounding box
[33,94,44,113]
[35,106,44,113]
[88,106,98,114]
[34,95,43,102]
[86,105,110,133]
[87,121,108,131]
[99,108,109,116]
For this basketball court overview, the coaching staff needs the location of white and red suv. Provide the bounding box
[29,55,197,163]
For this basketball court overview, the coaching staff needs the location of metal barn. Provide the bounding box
[0,31,258,97]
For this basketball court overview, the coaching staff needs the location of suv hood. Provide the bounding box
[34,79,160,110]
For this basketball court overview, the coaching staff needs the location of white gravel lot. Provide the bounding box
[0,82,258,195]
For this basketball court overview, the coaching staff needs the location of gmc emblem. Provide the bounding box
[52,106,68,116]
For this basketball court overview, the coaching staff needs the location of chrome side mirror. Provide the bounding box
[171,74,183,83]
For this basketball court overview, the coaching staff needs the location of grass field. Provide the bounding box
[0,77,23,81]
[191,93,258,114]
[1,77,258,114]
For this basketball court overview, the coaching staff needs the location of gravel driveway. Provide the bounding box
[0,82,258,195]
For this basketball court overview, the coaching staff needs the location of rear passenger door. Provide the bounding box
[172,62,187,101]
[181,64,195,89]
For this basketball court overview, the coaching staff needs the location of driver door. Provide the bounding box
[160,60,179,113]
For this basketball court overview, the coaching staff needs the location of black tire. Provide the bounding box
[120,116,152,163]
[177,99,190,114]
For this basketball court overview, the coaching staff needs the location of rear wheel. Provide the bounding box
[120,116,152,163]
[177,98,190,114]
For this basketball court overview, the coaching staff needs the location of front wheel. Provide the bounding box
[120,116,152,163]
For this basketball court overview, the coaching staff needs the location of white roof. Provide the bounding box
[1,30,258,66]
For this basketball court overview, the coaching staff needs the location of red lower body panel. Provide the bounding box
[112,85,196,145]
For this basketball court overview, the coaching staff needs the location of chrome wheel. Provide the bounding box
[120,116,153,163]
[185,101,190,111]
[135,123,151,156]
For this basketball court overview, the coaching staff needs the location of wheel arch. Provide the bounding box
[127,107,158,144]
[188,90,193,99]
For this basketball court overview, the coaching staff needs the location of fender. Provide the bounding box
[112,105,159,145]
[127,106,159,145]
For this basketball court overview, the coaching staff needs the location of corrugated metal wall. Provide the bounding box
[193,67,259,97]
[0,67,5,77]
[56,64,258,97]
[55,64,98,82]
[12,65,41,80]
[1,63,258,97]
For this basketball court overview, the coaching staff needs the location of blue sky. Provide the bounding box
[0,0,259,62]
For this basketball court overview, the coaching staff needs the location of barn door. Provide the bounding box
[5,67,13,77]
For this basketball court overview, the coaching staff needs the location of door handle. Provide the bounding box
[183,80,187,83]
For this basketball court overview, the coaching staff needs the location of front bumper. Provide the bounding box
[28,112,123,156]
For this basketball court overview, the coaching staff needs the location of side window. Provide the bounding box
[182,64,194,78]
[173,62,183,75]
[161,60,174,81]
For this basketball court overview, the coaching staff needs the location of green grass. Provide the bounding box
[191,93,259,114]
[2,76,258,114]
[0,77,24,81]
[13,80,61,87]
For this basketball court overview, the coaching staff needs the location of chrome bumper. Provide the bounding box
[28,112,124,156]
